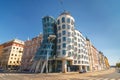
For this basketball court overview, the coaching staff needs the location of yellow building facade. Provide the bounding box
[0,39,24,70]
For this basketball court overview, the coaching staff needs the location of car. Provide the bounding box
[0,69,4,72]
[79,69,86,73]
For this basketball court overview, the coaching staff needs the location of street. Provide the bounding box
[0,68,119,80]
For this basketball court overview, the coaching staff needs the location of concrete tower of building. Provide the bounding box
[56,11,75,73]
[56,11,89,73]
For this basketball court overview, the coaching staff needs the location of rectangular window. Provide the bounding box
[62,31,66,35]
[67,18,70,23]
[68,52,71,57]
[58,33,61,37]
[62,43,66,48]
[71,20,74,25]
[67,25,70,29]
[68,32,71,36]
[68,45,71,50]
[62,50,66,55]
[58,39,61,43]
[62,24,65,29]
[58,26,61,30]
[62,17,65,23]
[62,37,66,41]
[57,45,61,49]
[67,38,71,43]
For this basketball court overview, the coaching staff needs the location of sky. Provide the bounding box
[0,0,120,65]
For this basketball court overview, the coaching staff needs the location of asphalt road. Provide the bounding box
[0,68,119,80]
[91,70,120,80]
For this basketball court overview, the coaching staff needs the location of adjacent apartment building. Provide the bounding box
[0,39,24,70]
[21,34,42,71]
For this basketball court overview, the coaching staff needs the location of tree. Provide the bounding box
[116,63,120,68]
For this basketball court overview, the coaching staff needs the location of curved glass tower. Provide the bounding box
[35,16,56,60]
[31,16,56,73]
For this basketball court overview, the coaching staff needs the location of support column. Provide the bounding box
[62,60,67,73]
[79,65,82,71]
[85,66,87,72]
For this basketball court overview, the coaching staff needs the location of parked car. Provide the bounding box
[79,69,86,73]
[0,69,4,72]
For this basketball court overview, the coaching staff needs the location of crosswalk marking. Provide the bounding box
[81,77,120,80]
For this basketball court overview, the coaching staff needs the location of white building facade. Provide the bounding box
[56,11,89,73]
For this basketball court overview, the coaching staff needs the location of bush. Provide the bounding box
[116,63,120,68]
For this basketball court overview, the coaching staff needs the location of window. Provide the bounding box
[62,43,66,48]
[74,42,77,46]
[72,33,74,37]
[62,50,66,55]
[74,47,77,51]
[78,49,80,53]
[58,33,61,37]
[67,18,70,23]
[74,60,77,64]
[78,39,80,42]
[78,44,80,47]
[11,54,14,56]
[78,61,80,64]
[68,38,71,43]
[58,45,61,49]
[68,32,71,36]
[74,32,76,35]
[58,26,61,30]
[62,37,66,41]
[62,17,65,23]
[72,45,74,49]
[68,52,71,57]
[58,39,61,43]
[47,17,49,21]
[11,57,13,59]
[17,61,19,63]
[62,31,66,35]
[67,25,70,29]
[71,20,74,25]
[13,47,15,49]
[68,45,71,50]
[15,54,17,56]
[62,24,65,29]
[75,37,77,40]
[57,19,60,25]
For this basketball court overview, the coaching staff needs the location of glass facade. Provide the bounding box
[34,16,56,60]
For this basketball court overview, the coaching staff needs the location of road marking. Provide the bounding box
[110,79,115,80]
[103,78,109,80]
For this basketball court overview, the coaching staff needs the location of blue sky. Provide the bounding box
[0,0,120,65]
